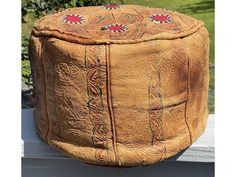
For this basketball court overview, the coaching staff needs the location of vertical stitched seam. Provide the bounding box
[184,52,193,144]
[40,37,51,143]
[105,44,120,165]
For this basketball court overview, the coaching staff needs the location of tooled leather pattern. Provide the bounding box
[52,45,108,163]
[42,41,109,163]
[147,40,189,145]
[34,5,201,42]
[53,60,87,142]
[85,45,109,163]
[30,18,209,166]
[148,56,164,144]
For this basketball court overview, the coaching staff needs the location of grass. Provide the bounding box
[22,0,214,112]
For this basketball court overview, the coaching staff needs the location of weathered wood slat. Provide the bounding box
[21,109,214,162]
[22,159,214,177]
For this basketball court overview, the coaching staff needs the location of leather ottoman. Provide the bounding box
[29,4,210,166]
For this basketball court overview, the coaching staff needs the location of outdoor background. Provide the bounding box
[22,0,214,113]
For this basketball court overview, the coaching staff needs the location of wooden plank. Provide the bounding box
[22,159,214,177]
[21,109,214,162]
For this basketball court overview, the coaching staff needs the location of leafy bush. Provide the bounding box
[22,34,31,85]
[22,59,32,85]
[22,0,122,22]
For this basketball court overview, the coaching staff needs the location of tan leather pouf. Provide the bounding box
[29,4,210,166]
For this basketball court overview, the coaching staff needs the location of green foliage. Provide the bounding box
[22,35,29,60]
[22,59,32,85]
[22,0,120,22]
[22,34,31,85]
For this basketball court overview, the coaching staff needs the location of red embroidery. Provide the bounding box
[104,4,120,10]
[102,24,128,32]
[148,14,172,24]
[62,14,85,24]
[108,25,123,31]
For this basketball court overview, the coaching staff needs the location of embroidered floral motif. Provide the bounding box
[62,14,85,24]
[101,24,128,33]
[148,14,172,24]
[103,4,120,10]
[55,62,81,83]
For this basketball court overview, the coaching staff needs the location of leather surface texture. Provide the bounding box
[29,5,210,166]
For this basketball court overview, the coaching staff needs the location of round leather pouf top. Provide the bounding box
[29,4,210,166]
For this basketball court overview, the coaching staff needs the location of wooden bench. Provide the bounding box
[22,109,214,177]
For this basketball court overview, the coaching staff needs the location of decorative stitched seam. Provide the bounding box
[40,37,51,143]
[85,45,109,163]
[148,55,165,145]
[105,44,120,165]
[32,22,204,45]
[184,47,193,144]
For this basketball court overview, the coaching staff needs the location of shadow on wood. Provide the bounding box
[22,158,214,177]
